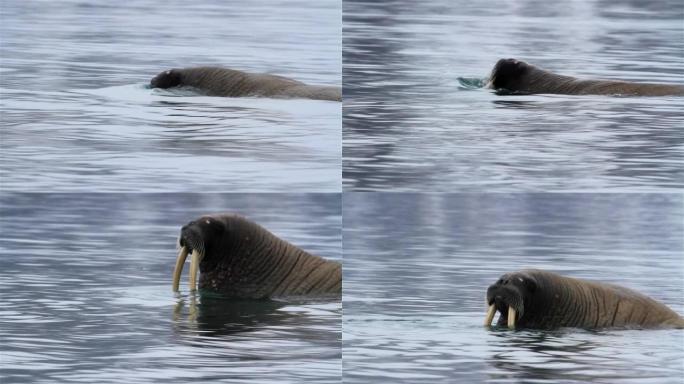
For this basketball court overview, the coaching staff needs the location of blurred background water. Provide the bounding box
[343,193,684,383]
[343,0,684,191]
[0,193,341,383]
[0,0,341,192]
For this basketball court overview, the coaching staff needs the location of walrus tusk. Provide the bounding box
[172,246,189,292]
[508,306,517,329]
[189,249,202,292]
[485,304,496,326]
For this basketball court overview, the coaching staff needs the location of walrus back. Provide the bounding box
[554,273,684,329]
[576,80,684,96]
[179,67,304,97]
[284,85,342,101]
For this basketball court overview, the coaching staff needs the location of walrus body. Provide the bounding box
[485,269,684,330]
[488,58,684,96]
[150,67,341,101]
[172,213,341,299]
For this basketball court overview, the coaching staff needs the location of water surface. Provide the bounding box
[1,0,341,192]
[0,193,341,383]
[343,193,684,383]
[343,0,684,191]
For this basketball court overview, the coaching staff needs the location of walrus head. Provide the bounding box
[488,58,532,91]
[485,271,538,329]
[150,69,182,89]
[172,214,245,292]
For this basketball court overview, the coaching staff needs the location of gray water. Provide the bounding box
[343,0,684,191]
[0,0,341,192]
[0,193,341,383]
[343,193,684,383]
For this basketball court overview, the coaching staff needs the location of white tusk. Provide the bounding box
[172,246,189,292]
[189,249,202,292]
[485,304,496,326]
[507,306,517,329]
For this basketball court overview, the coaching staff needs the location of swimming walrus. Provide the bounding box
[172,213,341,299]
[488,58,684,96]
[485,269,684,330]
[150,66,341,101]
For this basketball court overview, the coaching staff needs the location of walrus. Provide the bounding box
[488,58,684,96]
[150,67,341,101]
[172,213,341,299]
[485,269,684,330]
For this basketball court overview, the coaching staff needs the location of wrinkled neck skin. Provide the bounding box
[176,67,285,97]
[493,64,684,96]
[521,270,684,329]
[519,272,591,329]
[199,220,341,300]
[281,84,342,101]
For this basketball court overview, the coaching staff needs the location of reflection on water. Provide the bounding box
[172,294,290,336]
[343,0,684,191]
[342,193,684,383]
[0,193,341,383]
[0,0,341,192]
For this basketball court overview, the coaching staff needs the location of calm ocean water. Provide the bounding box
[0,193,341,383]
[1,0,341,192]
[343,0,684,191]
[2,0,683,383]
[343,193,684,383]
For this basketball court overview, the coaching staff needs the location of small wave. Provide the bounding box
[457,77,488,90]
[151,85,206,97]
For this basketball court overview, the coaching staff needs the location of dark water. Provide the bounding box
[0,0,341,192]
[342,193,684,383]
[0,193,341,383]
[343,0,684,191]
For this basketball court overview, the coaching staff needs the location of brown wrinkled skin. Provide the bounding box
[151,67,341,101]
[488,58,684,96]
[180,213,341,300]
[487,269,684,329]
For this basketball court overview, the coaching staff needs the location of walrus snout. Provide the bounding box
[179,220,209,252]
[485,274,531,329]
[173,219,214,293]
[150,69,182,89]
[484,290,521,329]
